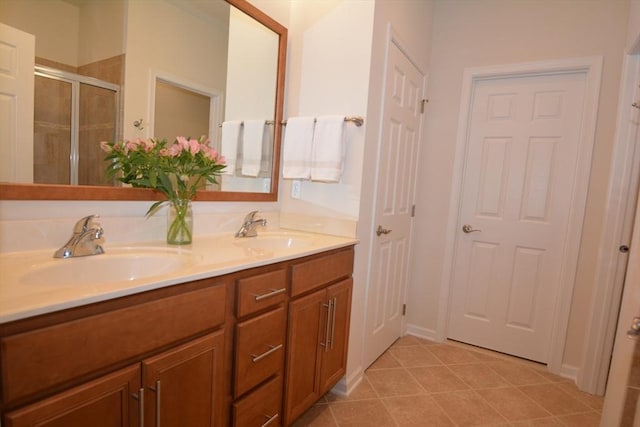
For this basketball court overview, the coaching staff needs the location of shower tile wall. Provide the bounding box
[33,55,123,186]
[78,55,124,186]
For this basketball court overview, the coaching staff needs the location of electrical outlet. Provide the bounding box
[291,180,301,199]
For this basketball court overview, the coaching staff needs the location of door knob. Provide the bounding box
[376,225,392,236]
[462,224,481,234]
[627,317,640,338]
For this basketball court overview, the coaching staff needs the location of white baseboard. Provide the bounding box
[405,324,441,342]
[331,367,364,396]
[559,363,579,383]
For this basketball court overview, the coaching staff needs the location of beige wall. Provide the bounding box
[409,0,629,371]
[123,0,228,141]
[1,0,80,66]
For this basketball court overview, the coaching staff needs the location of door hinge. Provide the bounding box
[420,99,428,114]
[411,205,416,217]
[402,304,407,316]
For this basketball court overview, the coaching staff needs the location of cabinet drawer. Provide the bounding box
[1,281,226,403]
[235,307,285,398]
[233,375,283,427]
[237,269,287,318]
[290,248,354,297]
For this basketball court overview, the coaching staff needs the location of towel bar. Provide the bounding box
[281,116,364,127]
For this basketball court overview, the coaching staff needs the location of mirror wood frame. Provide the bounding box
[0,0,286,202]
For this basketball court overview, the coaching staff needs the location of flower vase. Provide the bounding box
[167,199,193,245]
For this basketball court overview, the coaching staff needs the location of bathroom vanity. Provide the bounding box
[0,232,355,427]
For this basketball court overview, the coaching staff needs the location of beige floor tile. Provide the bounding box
[429,344,482,364]
[477,386,551,421]
[367,351,401,370]
[509,418,564,426]
[488,361,551,386]
[291,403,337,427]
[432,389,508,426]
[382,395,455,426]
[518,384,592,416]
[447,363,511,389]
[389,345,443,367]
[366,368,425,397]
[408,365,470,393]
[554,382,604,411]
[326,377,378,402]
[555,411,601,427]
[329,400,396,427]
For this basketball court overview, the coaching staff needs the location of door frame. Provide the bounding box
[435,57,603,376]
[579,40,640,395]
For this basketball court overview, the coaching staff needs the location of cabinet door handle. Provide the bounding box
[320,300,333,352]
[150,380,161,427]
[261,413,279,427]
[133,387,144,427]
[251,343,283,363]
[253,287,286,301]
[330,297,337,350]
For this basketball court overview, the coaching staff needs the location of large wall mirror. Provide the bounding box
[0,0,286,201]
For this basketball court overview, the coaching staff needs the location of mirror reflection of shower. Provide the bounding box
[34,66,120,186]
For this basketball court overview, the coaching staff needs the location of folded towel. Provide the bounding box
[282,116,315,179]
[221,120,242,175]
[311,115,345,182]
[241,119,265,177]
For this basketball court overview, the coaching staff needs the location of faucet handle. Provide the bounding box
[244,210,259,222]
[74,215,100,233]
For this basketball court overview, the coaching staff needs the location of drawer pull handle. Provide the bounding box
[251,343,283,363]
[261,413,279,427]
[133,387,144,427]
[320,300,333,351]
[330,297,337,350]
[253,287,286,301]
[150,380,161,427]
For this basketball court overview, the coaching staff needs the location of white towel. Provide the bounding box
[310,115,345,182]
[221,120,242,175]
[241,120,265,177]
[282,117,315,179]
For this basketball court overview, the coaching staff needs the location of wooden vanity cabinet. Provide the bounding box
[0,245,355,427]
[1,277,231,427]
[232,267,287,427]
[284,248,354,426]
[4,365,141,427]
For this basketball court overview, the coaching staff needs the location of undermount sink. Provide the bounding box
[20,248,197,287]
[234,233,314,251]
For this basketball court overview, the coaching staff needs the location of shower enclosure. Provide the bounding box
[34,66,120,186]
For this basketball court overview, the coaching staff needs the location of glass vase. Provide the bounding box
[167,198,193,245]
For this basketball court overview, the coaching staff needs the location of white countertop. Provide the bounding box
[0,230,357,323]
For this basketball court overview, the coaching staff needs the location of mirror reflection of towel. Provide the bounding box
[311,115,345,182]
[241,120,265,177]
[221,120,242,175]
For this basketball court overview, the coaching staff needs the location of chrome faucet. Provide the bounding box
[54,215,105,258]
[235,210,267,238]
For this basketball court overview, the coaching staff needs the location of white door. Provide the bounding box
[0,23,34,183]
[448,72,587,363]
[601,184,640,426]
[363,38,424,368]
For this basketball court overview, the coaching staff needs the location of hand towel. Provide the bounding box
[241,119,265,177]
[310,115,345,182]
[221,120,242,175]
[282,116,315,179]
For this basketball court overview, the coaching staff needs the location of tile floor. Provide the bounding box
[293,336,603,427]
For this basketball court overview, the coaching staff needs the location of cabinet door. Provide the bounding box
[4,365,140,427]
[319,278,353,394]
[142,331,225,427]
[283,289,327,424]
